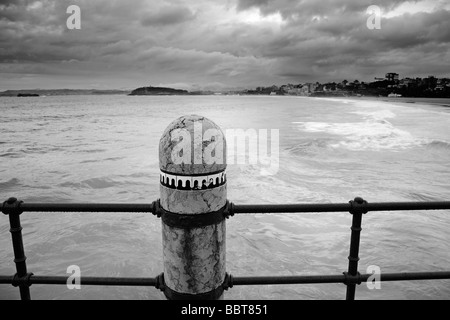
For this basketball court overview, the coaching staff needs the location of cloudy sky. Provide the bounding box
[1,0,450,90]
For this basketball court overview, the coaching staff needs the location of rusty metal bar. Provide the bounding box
[9,200,450,214]
[0,275,158,286]
[18,202,156,213]
[231,201,450,214]
[345,197,368,300]
[1,271,449,287]
[229,271,450,286]
[2,198,31,300]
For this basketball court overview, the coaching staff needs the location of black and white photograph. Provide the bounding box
[0,0,449,304]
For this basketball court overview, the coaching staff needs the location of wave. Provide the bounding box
[294,117,450,152]
[296,121,421,151]
[0,152,22,158]
[0,146,66,157]
[59,177,118,189]
[351,109,397,121]
[293,107,425,151]
[400,191,443,202]
[285,139,332,155]
[57,175,150,190]
[0,178,20,189]
[77,149,107,154]
[312,97,356,104]
[80,157,125,164]
[424,140,450,150]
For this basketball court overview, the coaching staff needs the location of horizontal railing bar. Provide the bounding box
[11,201,450,214]
[233,203,351,213]
[231,271,450,286]
[19,203,155,213]
[379,272,450,281]
[364,201,450,212]
[233,201,450,214]
[0,275,158,286]
[1,272,449,287]
[233,275,346,285]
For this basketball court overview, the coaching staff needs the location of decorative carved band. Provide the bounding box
[160,170,226,190]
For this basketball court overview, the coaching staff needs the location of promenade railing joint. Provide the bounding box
[342,272,362,286]
[155,273,165,292]
[223,201,235,219]
[349,197,368,215]
[2,197,24,216]
[11,273,34,288]
[222,273,234,291]
[152,200,162,218]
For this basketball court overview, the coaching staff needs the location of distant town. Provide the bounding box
[125,73,450,98]
[238,73,450,98]
[1,73,450,98]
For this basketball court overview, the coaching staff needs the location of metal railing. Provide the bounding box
[1,196,450,300]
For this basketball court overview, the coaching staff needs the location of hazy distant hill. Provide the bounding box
[129,86,189,95]
[0,89,131,97]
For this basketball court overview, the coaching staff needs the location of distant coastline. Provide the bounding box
[2,77,450,100]
[0,89,131,97]
[1,87,449,109]
[0,87,213,97]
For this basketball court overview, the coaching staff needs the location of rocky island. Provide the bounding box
[0,89,130,96]
[17,93,40,97]
[129,86,190,96]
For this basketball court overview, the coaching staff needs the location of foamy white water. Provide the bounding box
[0,95,449,300]
[294,105,426,151]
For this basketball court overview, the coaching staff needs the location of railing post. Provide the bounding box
[158,115,227,300]
[2,197,32,300]
[345,197,368,300]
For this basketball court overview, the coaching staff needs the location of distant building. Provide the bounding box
[422,76,437,89]
[400,77,416,86]
[287,88,304,95]
[280,84,294,93]
[386,73,399,82]
[323,83,337,91]
[306,83,319,92]
[287,85,310,96]
[435,79,445,91]
[437,78,450,88]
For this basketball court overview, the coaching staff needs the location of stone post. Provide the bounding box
[159,115,227,299]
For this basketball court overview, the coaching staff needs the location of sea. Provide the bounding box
[0,95,449,300]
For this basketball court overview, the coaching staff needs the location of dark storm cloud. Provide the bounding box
[141,6,196,26]
[0,0,21,5]
[229,0,450,82]
[237,0,270,11]
[0,0,449,90]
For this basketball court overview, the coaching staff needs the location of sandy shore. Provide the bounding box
[312,95,450,108]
